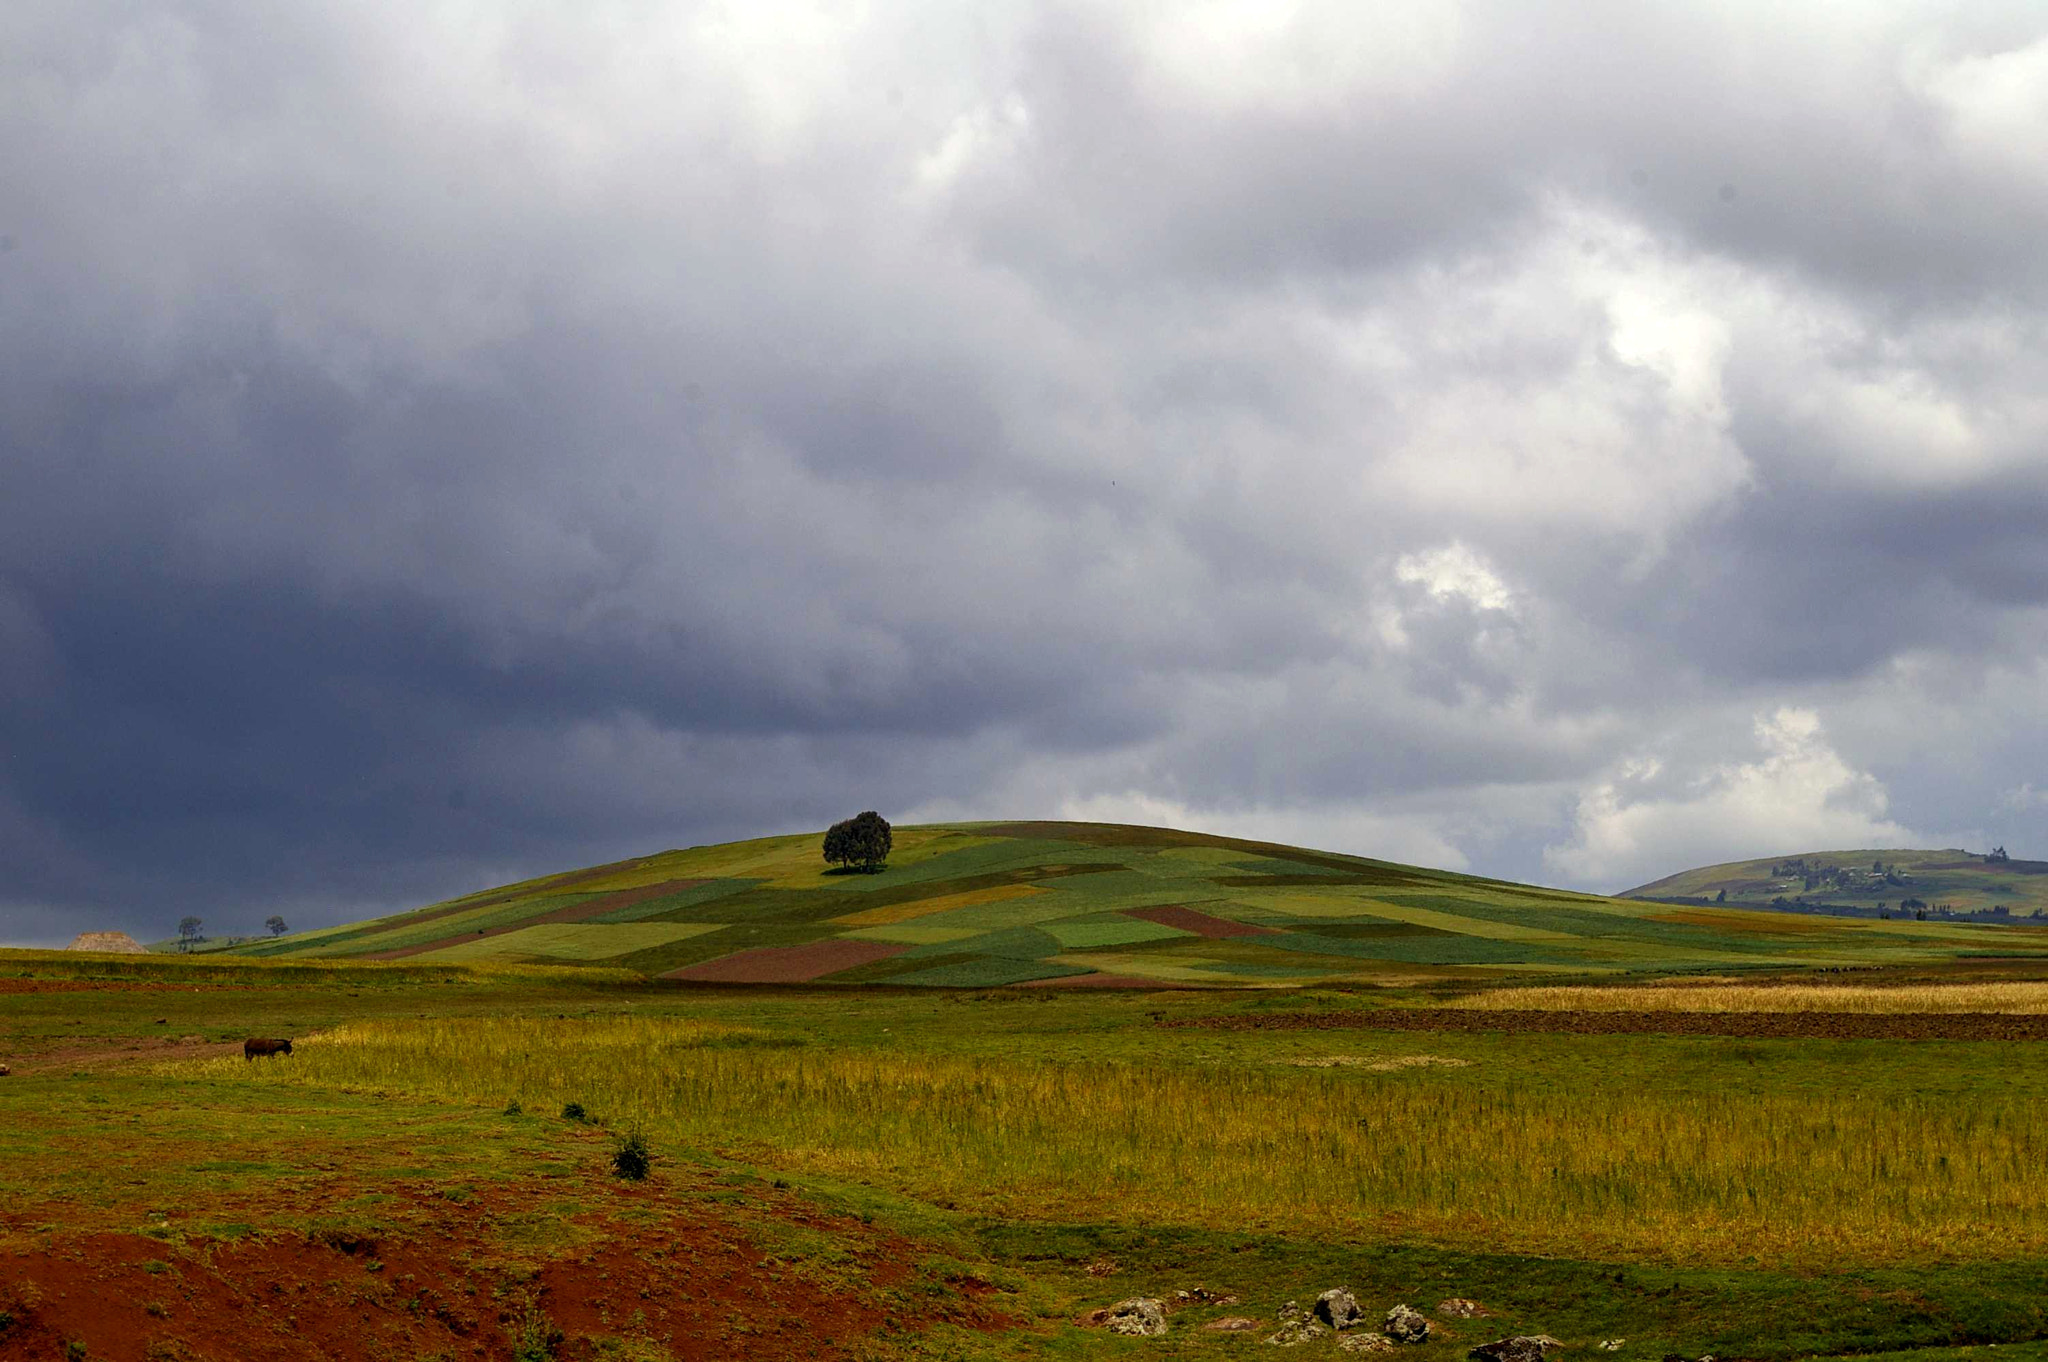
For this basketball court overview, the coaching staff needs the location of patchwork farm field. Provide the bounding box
[210,822,2048,982]
[9,824,2048,1360]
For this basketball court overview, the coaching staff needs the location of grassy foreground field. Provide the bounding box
[6,945,2048,1361]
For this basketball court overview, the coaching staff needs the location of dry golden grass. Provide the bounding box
[1451,982,2048,1014]
[219,1016,2048,1267]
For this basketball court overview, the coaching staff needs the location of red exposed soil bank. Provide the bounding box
[0,1174,1007,1361]
[1162,1007,2048,1040]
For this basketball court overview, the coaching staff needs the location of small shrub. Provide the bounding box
[511,1300,562,1362]
[612,1130,651,1181]
[66,1342,88,1362]
[503,1099,522,1116]
[560,1101,586,1123]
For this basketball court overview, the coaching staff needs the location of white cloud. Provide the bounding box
[1544,708,1920,891]
[1394,541,1514,612]
[2004,783,2048,812]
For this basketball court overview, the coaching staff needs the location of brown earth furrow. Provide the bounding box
[1161,1007,2048,1040]
[359,878,709,960]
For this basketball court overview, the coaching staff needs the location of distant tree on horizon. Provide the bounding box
[265,915,288,937]
[177,916,204,952]
[823,811,893,873]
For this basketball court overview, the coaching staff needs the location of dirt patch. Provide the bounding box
[0,979,249,995]
[1124,904,1279,940]
[1163,1007,2048,1040]
[663,939,908,984]
[0,1169,1008,1362]
[0,1035,244,1076]
[362,878,711,960]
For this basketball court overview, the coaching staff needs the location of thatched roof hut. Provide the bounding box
[65,931,148,954]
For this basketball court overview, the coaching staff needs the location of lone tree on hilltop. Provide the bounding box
[265,915,288,937]
[177,916,204,952]
[823,811,892,873]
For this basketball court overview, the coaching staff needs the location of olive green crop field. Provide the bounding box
[7,944,2048,1361]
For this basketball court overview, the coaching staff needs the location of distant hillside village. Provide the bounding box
[1749,853,2035,923]
[1642,847,2047,924]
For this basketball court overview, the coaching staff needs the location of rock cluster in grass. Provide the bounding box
[1266,1301,1330,1347]
[1384,1304,1431,1343]
[1090,1284,1549,1349]
[1104,1298,1167,1336]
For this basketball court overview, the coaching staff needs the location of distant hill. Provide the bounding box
[221,823,2048,984]
[1624,848,2048,925]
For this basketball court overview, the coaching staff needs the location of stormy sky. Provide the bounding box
[5,2,2047,945]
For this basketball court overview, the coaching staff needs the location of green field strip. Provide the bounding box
[1383,891,1705,930]
[795,838,1128,893]
[413,922,724,963]
[1264,890,1582,941]
[839,924,989,946]
[932,926,1066,961]
[645,884,873,926]
[592,878,761,922]
[616,921,840,977]
[914,895,1128,932]
[1043,916,1195,949]
[1258,931,1598,966]
[1050,950,1266,983]
[1253,919,1457,938]
[778,834,1083,890]
[292,892,609,957]
[885,957,1091,987]
[1031,868,1263,902]
[820,950,984,983]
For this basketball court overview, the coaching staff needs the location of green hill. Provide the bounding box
[229,822,2048,984]
[1625,847,2048,923]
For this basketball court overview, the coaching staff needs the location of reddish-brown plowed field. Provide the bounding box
[0,1169,1007,1362]
[1123,905,1276,939]
[662,939,907,984]
[362,878,709,960]
[1163,1007,2048,1040]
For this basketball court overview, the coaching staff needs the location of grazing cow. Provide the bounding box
[244,1037,293,1060]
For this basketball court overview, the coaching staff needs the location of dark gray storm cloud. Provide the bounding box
[4,1,2047,943]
